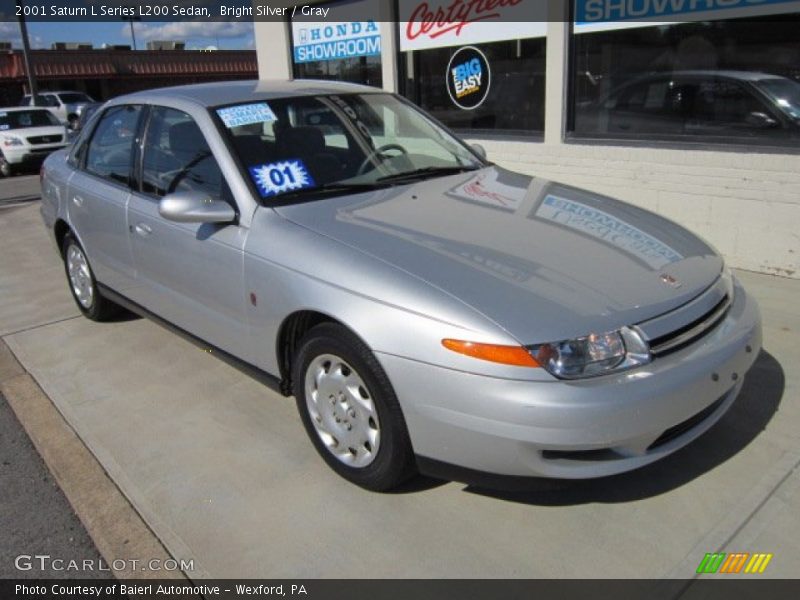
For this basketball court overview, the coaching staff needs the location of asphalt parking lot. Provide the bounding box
[1,174,799,581]
[0,388,112,581]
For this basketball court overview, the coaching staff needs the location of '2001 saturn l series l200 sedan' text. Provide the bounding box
[39,80,762,491]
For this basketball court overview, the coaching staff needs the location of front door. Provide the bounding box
[126,105,249,357]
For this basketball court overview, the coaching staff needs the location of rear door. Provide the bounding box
[126,105,249,356]
[66,104,143,292]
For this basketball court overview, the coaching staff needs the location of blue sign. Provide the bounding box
[576,0,800,23]
[292,21,381,63]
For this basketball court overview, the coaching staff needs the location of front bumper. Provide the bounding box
[378,279,762,479]
[3,145,68,166]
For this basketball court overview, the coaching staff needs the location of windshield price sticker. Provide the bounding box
[217,103,277,129]
[249,160,316,198]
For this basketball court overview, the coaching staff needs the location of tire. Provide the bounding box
[292,323,416,491]
[0,154,12,178]
[62,233,120,321]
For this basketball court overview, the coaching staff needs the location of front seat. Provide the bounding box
[275,127,340,185]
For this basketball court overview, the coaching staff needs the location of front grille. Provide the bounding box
[541,448,620,462]
[647,295,731,357]
[27,134,63,145]
[647,394,727,451]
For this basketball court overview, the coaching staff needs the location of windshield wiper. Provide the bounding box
[375,165,480,184]
[269,181,394,203]
[377,166,480,182]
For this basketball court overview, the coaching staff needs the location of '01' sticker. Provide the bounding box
[249,160,316,198]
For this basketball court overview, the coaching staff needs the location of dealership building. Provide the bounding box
[254,0,800,279]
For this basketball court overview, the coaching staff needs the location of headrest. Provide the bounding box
[169,121,207,155]
[277,127,325,155]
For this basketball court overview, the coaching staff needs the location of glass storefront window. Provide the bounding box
[293,56,383,88]
[290,0,383,87]
[399,38,546,134]
[570,15,800,145]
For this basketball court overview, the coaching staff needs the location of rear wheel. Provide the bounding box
[62,233,120,321]
[292,323,416,491]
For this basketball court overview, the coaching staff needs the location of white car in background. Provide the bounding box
[20,91,95,130]
[0,107,69,177]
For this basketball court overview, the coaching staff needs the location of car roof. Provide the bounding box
[111,79,381,108]
[631,70,787,83]
[0,106,59,112]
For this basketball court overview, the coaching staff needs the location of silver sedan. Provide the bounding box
[40,80,762,491]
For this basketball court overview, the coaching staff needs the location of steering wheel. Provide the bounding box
[356,143,409,176]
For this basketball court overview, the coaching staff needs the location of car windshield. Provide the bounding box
[0,109,61,130]
[759,78,800,121]
[58,92,92,104]
[214,93,483,202]
[24,95,60,107]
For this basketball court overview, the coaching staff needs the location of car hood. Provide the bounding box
[274,167,722,343]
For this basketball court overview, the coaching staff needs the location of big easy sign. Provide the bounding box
[398,0,547,51]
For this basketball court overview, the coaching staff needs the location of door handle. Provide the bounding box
[72,196,84,207]
[134,223,152,237]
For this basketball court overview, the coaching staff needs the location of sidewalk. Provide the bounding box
[1,180,798,581]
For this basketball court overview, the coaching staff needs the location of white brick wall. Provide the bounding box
[468,139,800,279]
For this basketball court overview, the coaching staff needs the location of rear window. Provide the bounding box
[58,92,93,104]
[0,110,61,130]
[23,94,60,108]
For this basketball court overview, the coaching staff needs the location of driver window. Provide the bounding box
[142,106,223,200]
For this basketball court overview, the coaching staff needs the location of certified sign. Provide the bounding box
[446,46,491,110]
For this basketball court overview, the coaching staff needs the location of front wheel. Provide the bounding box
[62,233,120,321]
[0,154,13,178]
[292,323,416,491]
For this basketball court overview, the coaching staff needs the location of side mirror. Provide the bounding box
[470,143,487,160]
[745,111,778,129]
[159,191,236,224]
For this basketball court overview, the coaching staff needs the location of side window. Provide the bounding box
[141,107,223,200]
[84,105,142,185]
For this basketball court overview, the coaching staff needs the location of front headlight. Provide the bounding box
[2,136,24,147]
[528,326,650,380]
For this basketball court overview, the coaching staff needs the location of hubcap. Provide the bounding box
[66,244,94,309]
[304,354,380,468]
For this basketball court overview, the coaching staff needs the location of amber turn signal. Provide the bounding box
[441,339,541,368]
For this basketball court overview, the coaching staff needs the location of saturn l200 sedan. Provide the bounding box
[40,80,762,491]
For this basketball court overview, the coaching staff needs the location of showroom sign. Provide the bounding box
[575,0,800,32]
[399,0,546,51]
[446,46,491,110]
[292,21,381,63]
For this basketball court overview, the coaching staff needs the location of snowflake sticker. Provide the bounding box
[249,160,316,198]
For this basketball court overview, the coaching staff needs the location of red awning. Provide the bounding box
[0,49,257,81]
